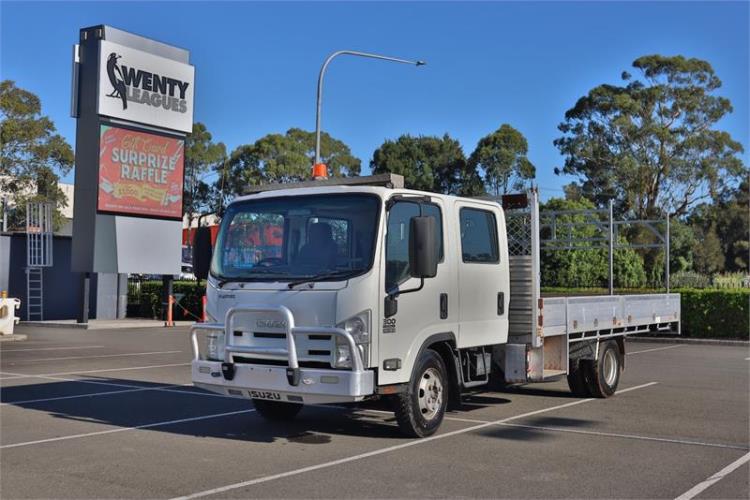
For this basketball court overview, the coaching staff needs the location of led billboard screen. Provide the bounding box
[97,124,184,219]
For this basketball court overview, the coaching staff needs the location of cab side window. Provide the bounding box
[460,208,499,263]
[422,203,444,261]
[385,200,443,291]
[385,201,419,291]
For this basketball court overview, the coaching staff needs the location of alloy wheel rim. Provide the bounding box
[417,367,443,421]
[603,349,618,386]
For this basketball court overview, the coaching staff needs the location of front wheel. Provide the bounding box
[393,349,448,438]
[584,340,621,398]
[252,399,303,421]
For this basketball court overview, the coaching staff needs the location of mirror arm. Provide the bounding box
[386,278,425,300]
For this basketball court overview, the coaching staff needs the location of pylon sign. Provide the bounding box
[71,25,194,275]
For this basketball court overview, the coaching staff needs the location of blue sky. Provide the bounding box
[1,1,748,199]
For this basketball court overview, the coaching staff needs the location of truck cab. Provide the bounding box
[190,174,510,437]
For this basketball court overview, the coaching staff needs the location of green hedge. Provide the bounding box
[129,282,748,339]
[678,289,749,339]
[128,280,206,321]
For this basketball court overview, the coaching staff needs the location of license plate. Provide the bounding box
[248,390,282,400]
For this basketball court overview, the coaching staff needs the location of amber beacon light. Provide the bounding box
[312,163,328,179]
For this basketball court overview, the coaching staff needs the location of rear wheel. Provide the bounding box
[252,399,303,420]
[393,349,448,438]
[584,340,621,398]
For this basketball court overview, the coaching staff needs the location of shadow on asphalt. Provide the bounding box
[1,377,411,443]
[2,377,591,444]
[477,415,596,441]
[456,393,513,411]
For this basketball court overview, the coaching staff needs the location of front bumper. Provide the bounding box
[190,305,374,404]
[192,360,374,404]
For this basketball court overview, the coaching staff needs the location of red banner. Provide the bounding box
[98,124,184,219]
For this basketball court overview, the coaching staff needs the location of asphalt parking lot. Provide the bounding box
[1,325,748,499]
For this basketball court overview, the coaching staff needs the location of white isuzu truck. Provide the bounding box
[190,174,680,437]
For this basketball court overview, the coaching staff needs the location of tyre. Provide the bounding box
[393,349,448,438]
[252,399,303,421]
[584,340,621,398]
[566,360,592,397]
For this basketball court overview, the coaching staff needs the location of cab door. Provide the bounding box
[454,202,509,348]
[377,196,458,386]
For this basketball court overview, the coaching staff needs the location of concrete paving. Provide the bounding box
[20,319,194,330]
[1,324,747,499]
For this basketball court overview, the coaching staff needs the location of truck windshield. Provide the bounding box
[210,193,381,282]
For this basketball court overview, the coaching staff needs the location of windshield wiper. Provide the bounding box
[287,270,361,289]
[216,267,289,287]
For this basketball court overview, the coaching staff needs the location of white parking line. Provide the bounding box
[0,409,255,449]
[439,415,492,424]
[13,350,183,363]
[0,362,189,380]
[674,451,750,500]
[627,345,682,355]
[172,382,659,499]
[616,382,659,394]
[1,384,182,406]
[0,346,106,353]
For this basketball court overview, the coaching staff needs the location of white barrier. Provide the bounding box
[0,295,21,336]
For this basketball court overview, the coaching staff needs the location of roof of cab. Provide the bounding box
[229,173,503,210]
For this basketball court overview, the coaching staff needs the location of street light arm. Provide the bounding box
[314,50,426,168]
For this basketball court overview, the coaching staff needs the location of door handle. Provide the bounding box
[497,292,505,315]
[440,293,448,320]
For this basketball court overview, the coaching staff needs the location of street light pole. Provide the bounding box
[313,50,426,178]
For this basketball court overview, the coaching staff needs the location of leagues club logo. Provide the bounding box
[105,52,190,114]
[106,53,128,109]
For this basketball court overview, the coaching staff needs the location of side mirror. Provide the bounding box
[193,226,213,280]
[409,216,438,279]
[384,295,398,318]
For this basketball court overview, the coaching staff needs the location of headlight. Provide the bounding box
[334,340,353,369]
[206,331,225,361]
[344,315,368,344]
[334,311,370,369]
[332,342,369,370]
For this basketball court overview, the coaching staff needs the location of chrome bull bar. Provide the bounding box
[190,305,365,386]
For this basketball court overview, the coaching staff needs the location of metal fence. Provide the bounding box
[539,200,670,293]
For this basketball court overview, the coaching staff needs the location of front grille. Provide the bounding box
[253,332,286,339]
[233,356,336,370]
[308,350,331,356]
[308,335,331,341]
[229,326,335,369]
